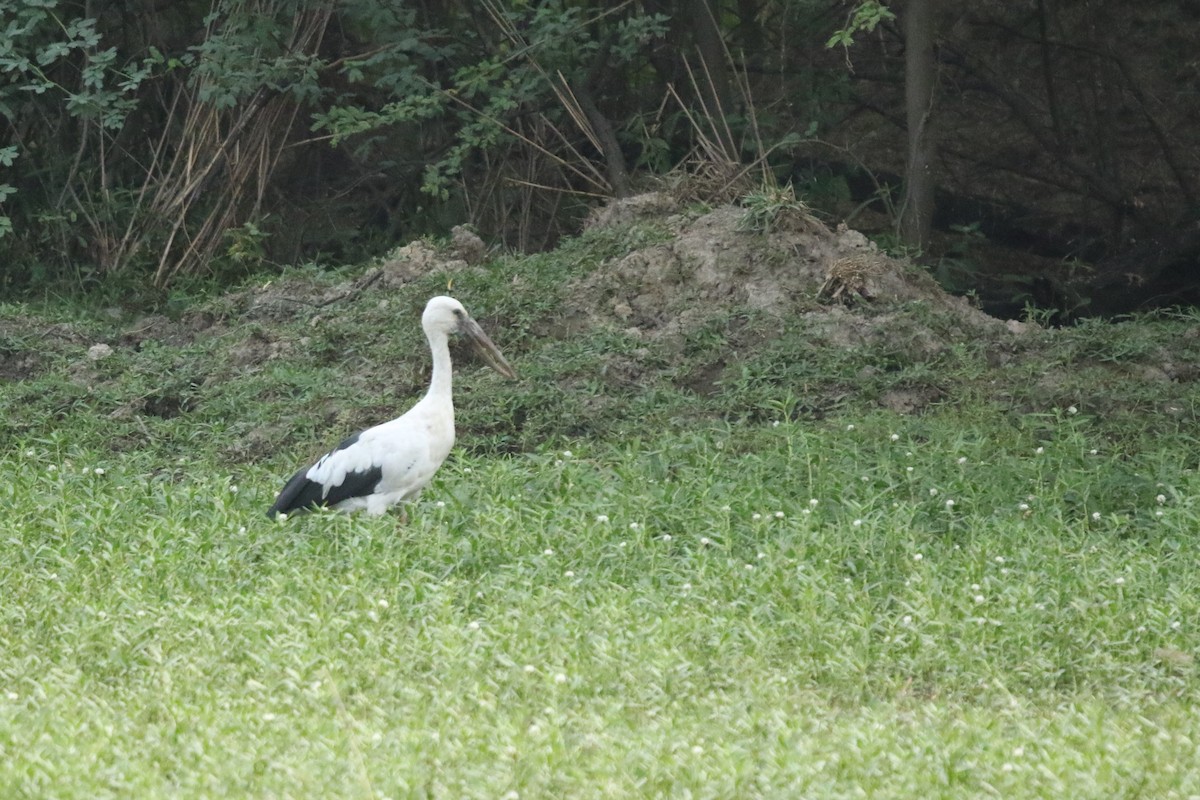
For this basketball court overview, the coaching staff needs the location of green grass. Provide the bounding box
[3,227,1200,795]
[2,406,1200,797]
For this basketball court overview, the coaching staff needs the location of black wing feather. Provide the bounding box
[266,432,383,518]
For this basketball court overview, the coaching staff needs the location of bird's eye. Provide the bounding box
[453,309,465,318]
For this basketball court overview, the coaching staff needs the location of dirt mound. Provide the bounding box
[572,193,1006,345]
[0,196,1013,403]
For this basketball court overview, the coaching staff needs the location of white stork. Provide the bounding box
[267,295,517,519]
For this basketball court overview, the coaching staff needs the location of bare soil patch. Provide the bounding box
[573,194,1004,344]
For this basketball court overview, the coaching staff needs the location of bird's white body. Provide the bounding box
[268,296,515,519]
[306,394,455,515]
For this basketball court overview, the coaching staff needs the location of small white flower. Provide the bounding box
[1067,406,1078,415]
[1155,510,1164,518]
[378,599,389,609]
[93,468,105,475]
[853,519,863,527]
[554,673,568,684]
[263,712,276,722]
[467,620,480,631]
[958,457,968,465]
[752,513,762,521]
[809,499,819,508]
[524,665,536,674]
[661,534,672,542]
[929,488,938,497]
[5,692,17,701]
[1156,494,1167,505]
[229,484,239,493]
[772,420,781,428]
[681,583,692,591]
[1002,763,1014,773]
[463,467,472,473]
[1171,621,1182,630]
[700,537,712,546]
[974,595,985,604]
[543,548,555,556]
[1018,503,1030,511]
[1114,577,1125,586]
[24,449,34,457]
[238,526,247,534]
[1035,447,1044,455]
[435,500,446,508]
[692,744,704,755]
[564,570,575,578]
[503,791,520,800]
[994,556,1005,564]
[1091,512,1102,522]
[757,552,766,560]
[774,511,785,519]
[945,499,955,509]
[595,514,609,523]
[554,460,563,467]
[745,563,755,570]
[902,615,912,624]
[629,522,640,530]
[906,466,914,473]
[720,505,731,512]
[47,465,57,472]
[561,450,572,458]
[618,541,627,548]
[913,553,923,562]
[1089,449,1098,455]
[1013,746,1025,757]
[890,433,900,442]
[846,424,855,431]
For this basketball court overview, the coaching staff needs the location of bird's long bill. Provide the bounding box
[462,317,518,379]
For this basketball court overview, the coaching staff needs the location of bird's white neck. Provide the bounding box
[425,330,454,403]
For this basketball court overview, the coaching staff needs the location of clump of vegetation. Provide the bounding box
[738,184,818,234]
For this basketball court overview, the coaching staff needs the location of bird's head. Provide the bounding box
[422,295,518,379]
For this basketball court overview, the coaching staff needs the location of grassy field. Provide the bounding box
[3,405,1200,797]
[3,232,1200,796]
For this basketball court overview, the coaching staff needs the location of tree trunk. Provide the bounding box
[900,0,937,252]
[571,78,632,197]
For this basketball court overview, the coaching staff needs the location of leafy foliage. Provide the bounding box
[1,0,1197,316]
[826,1,897,49]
